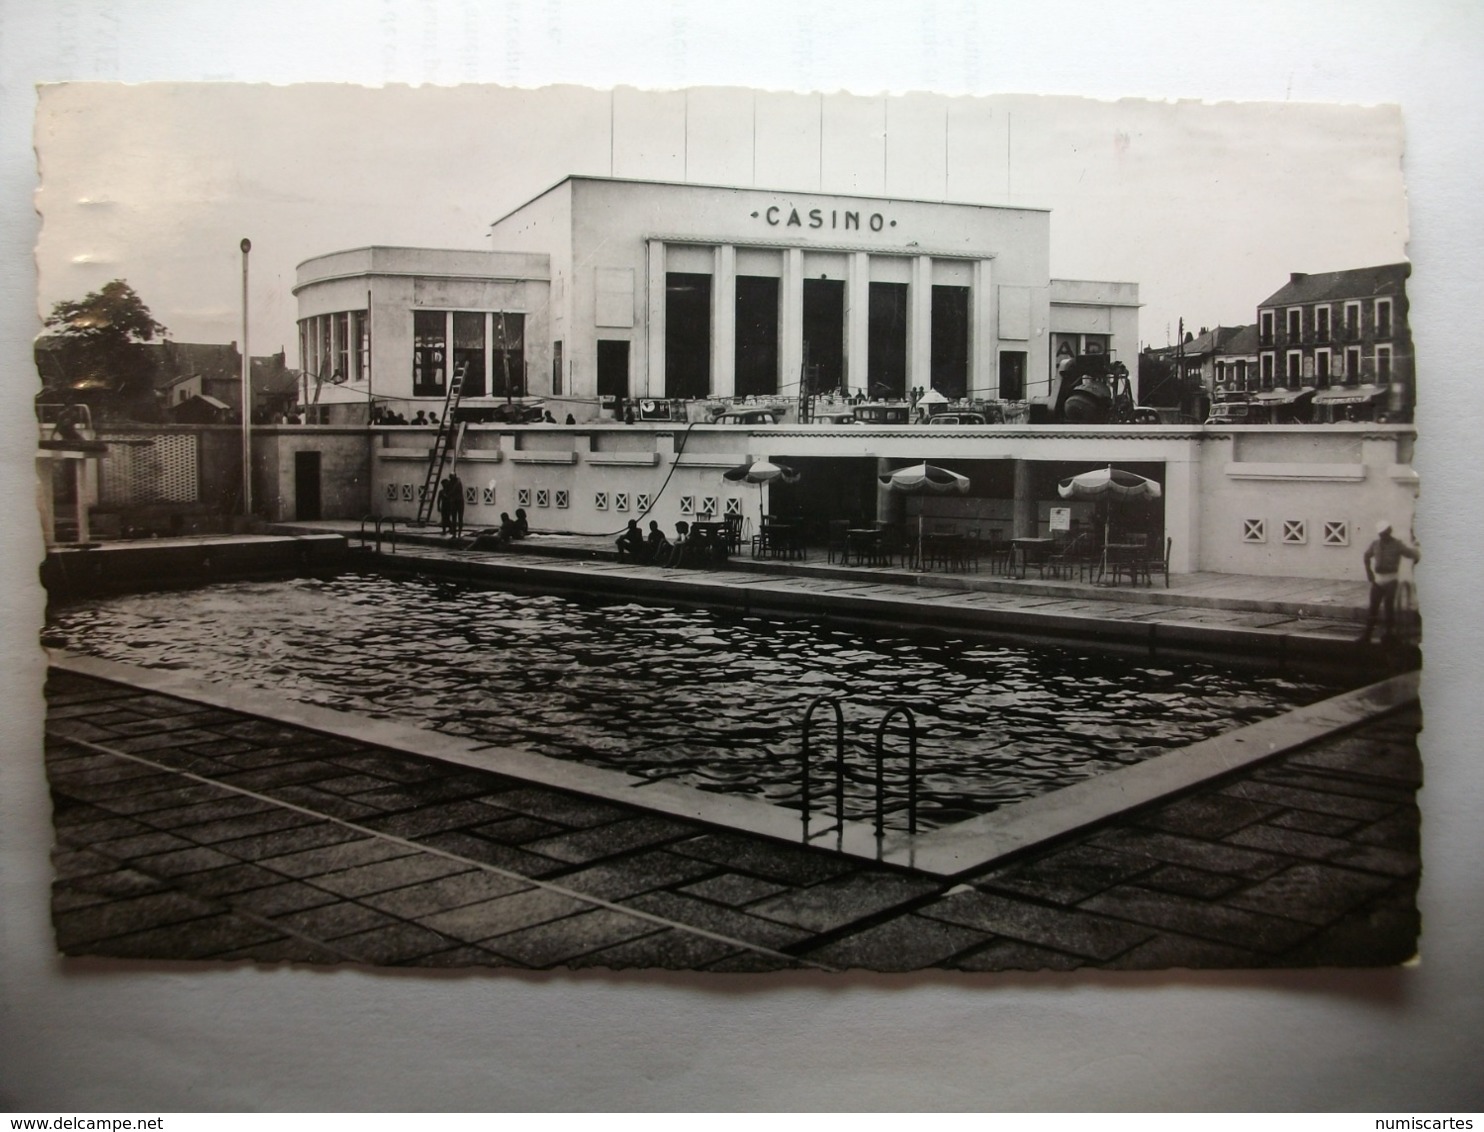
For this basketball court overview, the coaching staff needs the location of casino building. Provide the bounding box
[281,176,1417,582]
[295,175,1140,413]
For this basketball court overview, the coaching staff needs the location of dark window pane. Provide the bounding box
[413,310,446,397]
[867,282,907,399]
[665,273,711,399]
[931,285,969,398]
[735,276,779,397]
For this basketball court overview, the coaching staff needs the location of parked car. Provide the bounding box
[714,408,780,425]
[927,412,990,426]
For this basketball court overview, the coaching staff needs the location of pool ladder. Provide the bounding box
[358,514,399,554]
[799,696,919,842]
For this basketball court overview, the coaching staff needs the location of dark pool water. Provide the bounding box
[45,571,1345,831]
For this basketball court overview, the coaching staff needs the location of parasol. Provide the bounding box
[1057,465,1162,581]
[879,462,970,568]
[723,457,800,526]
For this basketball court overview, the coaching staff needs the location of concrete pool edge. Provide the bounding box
[45,651,1420,880]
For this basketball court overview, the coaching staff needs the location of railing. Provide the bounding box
[800,696,846,839]
[358,514,398,554]
[797,698,922,845]
[874,706,919,836]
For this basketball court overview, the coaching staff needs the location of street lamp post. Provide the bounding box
[240,237,252,517]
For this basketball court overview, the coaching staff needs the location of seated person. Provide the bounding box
[666,521,693,568]
[615,519,645,562]
[498,512,520,540]
[644,520,670,563]
[513,508,530,538]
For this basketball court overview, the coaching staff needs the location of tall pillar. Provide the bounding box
[908,254,933,394]
[644,239,666,397]
[846,252,871,399]
[1013,458,1038,539]
[780,248,805,399]
[1161,450,1198,574]
[970,259,995,399]
[712,244,737,399]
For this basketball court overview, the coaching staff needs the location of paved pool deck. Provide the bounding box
[45,665,1421,972]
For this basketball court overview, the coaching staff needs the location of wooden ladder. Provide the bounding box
[415,365,467,525]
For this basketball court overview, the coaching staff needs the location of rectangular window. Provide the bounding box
[318,317,332,381]
[1259,310,1274,346]
[298,320,311,379]
[1260,352,1274,388]
[735,275,780,397]
[1315,348,1331,386]
[1235,359,1248,390]
[552,340,563,396]
[353,310,370,385]
[931,285,970,399]
[491,312,525,397]
[665,272,712,399]
[1286,350,1302,383]
[1375,298,1393,339]
[412,310,447,398]
[333,312,350,381]
[1314,305,1331,343]
[1376,344,1393,383]
[999,351,1027,400]
[1345,345,1362,382]
[1287,308,1302,343]
[453,311,486,398]
[1344,301,1362,339]
[868,282,908,399]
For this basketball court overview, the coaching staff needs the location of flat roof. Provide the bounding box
[487,173,1053,229]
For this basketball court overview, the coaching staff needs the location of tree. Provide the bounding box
[41,279,167,402]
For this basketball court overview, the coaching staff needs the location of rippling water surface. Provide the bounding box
[46,571,1345,831]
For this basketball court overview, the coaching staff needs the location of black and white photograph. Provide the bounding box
[31,81,1424,974]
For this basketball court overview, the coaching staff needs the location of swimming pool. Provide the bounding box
[44,570,1347,832]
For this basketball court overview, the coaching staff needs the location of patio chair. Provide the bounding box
[982,529,1013,575]
[1143,536,1172,588]
[723,513,745,555]
[826,519,850,564]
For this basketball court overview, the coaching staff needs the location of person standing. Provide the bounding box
[436,475,453,536]
[445,471,465,538]
[1359,520,1420,643]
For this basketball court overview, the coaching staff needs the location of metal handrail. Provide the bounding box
[873,705,919,836]
[358,515,399,554]
[799,695,845,839]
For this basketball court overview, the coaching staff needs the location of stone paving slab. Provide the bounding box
[42,669,1421,971]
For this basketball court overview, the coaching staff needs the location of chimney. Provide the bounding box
[1290,272,1307,284]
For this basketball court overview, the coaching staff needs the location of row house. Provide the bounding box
[1250,262,1413,421]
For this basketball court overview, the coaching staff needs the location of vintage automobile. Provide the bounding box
[926,412,991,426]
[713,407,781,425]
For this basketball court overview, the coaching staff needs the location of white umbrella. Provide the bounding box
[879,462,970,568]
[1057,465,1163,580]
[723,457,800,527]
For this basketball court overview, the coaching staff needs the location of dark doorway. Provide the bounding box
[294,450,322,522]
[735,276,779,397]
[802,278,845,396]
[597,339,629,399]
[868,282,908,399]
[665,272,711,399]
[932,285,970,398]
[999,350,1027,400]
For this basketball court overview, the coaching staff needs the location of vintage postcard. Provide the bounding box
[35,83,1420,972]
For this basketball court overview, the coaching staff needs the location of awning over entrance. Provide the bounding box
[1313,383,1389,406]
[1254,387,1316,405]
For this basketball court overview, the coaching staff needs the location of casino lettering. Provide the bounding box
[760,205,889,232]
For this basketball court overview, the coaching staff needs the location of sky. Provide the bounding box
[33,82,1408,362]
